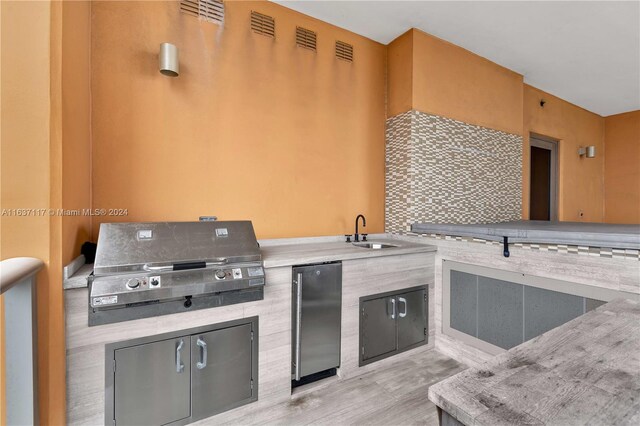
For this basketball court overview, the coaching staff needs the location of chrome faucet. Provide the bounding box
[354,214,366,242]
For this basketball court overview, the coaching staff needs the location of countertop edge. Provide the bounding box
[262,243,437,268]
[411,222,640,250]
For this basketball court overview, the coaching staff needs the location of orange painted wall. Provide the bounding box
[1,1,633,422]
[90,0,386,239]
[0,0,66,423]
[386,30,609,222]
[522,84,605,222]
[386,29,524,134]
[62,0,92,265]
[411,29,524,135]
[1,0,89,422]
[604,111,640,224]
[386,30,413,117]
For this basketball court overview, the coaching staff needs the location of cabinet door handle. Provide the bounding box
[294,272,303,381]
[196,337,208,370]
[176,339,185,373]
[398,297,407,318]
[390,298,396,319]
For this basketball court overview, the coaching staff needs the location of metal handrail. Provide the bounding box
[1,256,43,425]
[1,257,44,294]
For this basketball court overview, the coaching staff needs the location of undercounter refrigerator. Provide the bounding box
[292,262,342,386]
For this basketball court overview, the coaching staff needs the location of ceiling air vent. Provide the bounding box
[296,27,317,51]
[251,11,275,38]
[335,40,353,62]
[180,0,224,25]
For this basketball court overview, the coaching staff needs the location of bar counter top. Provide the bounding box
[412,220,640,249]
[428,298,640,425]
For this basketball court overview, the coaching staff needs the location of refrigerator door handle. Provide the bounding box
[294,272,303,381]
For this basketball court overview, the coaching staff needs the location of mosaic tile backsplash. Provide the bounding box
[386,110,523,233]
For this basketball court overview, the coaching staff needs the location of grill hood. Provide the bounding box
[94,221,261,276]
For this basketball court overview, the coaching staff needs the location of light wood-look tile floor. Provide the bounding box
[200,349,464,425]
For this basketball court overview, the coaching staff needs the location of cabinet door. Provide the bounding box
[191,324,253,421]
[114,337,191,426]
[397,289,427,350]
[477,277,523,350]
[361,297,397,362]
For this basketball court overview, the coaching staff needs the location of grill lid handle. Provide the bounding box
[142,258,228,272]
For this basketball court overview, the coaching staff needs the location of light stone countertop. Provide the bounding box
[63,264,94,289]
[260,237,436,268]
[428,298,640,425]
[63,234,437,289]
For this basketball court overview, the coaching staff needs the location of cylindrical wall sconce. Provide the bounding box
[578,146,596,158]
[159,43,179,77]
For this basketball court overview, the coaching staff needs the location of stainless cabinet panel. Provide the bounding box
[397,289,427,350]
[449,270,478,338]
[191,324,253,420]
[293,263,342,378]
[524,286,584,341]
[477,277,523,350]
[585,298,606,312]
[361,297,397,361]
[114,337,191,426]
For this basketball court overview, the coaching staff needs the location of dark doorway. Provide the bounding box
[529,136,558,221]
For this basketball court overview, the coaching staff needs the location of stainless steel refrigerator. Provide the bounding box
[292,262,342,382]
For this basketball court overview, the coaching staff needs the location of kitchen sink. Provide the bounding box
[352,242,399,249]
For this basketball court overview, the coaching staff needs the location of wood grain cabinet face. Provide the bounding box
[360,286,428,366]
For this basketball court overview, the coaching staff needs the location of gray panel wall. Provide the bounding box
[477,277,524,350]
[523,286,584,341]
[585,298,607,312]
[448,268,608,351]
[449,271,477,338]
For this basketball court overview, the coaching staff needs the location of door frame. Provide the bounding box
[529,133,559,221]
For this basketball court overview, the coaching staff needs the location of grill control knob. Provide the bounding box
[215,270,226,280]
[126,278,141,289]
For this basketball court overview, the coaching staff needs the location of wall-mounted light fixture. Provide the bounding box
[578,146,596,158]
[159,43,179,77]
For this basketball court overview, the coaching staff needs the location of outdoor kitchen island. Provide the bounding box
[64,235,438,424]
[428,298,640,426]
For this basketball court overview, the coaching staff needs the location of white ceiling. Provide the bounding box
[273,1,640,116]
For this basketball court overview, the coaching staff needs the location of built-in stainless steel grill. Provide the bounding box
[88,221,264,326]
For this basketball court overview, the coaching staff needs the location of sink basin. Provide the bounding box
[352,242,399,250]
